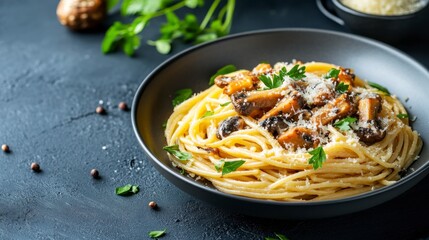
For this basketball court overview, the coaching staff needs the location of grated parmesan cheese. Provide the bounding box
[341,0,428,15]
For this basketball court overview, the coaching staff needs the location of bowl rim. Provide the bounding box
[131,28,429,207]
[333,0,429,19]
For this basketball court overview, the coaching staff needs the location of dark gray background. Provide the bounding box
[1,0,428,239]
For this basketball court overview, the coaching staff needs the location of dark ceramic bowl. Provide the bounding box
[317,0,429,42]
[132,29,429,219]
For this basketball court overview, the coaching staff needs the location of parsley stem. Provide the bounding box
[221,0,235,32]
[150,1,187,19]
[200,0,222,30]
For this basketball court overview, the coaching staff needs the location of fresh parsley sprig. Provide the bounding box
[259,65,306,89]
[103,0,236,57]
[149,229,166,238]
[324,68,340,79]
[308,146,326,170]
[334,116,357,131]
[259,67,288,89]
[287,64,306,80]
[215,160,245,175]
[335,82,349,93]
[163,145,192,160]
[115,184,139,196]
[172,88,193,106]
[201,111,214,118]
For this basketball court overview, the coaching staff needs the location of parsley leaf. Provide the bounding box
[368,81,390,96]
[265,233,289,240]
[209,64,237,85]
[325,68,340,79]
[308,146,326,170]
[286,64,306,80]
[397,113,409,119]
[334,116,357,131]
[259,67,287,89]
[202,111,214,118]
[220,101,231,107]
[335,82,349,93]
[115,184,139,196]
[163,145,192,161]
[215,160,245,176]
[162,122,167,129]
[149,229,166,238]
[103,0,235,57]
[107,0,120,11]
[172,88,193,107]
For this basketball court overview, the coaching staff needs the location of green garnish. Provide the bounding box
[259,65,306,89]
[324,68,340,79]
[259,67,288,89]
[172,88,193,106]
[209,64,237,85]
[201,111,214,118]
[215,160,245,176]
[335,82,349,93]
[102,0,236,57]
[115,184,139,196]
[162,122,167,129]
[149,229,166,238]
[368,81,390,96]
[286,64,306,80]
[163,145,192,160]
[397,113,409,119]
[334,116,357,131]
[265,233,289,240]
[308,146,326,170]
[220,101,231,107]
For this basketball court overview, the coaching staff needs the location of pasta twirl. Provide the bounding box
[164,61,422,201]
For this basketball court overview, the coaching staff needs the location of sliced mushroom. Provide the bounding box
[216,116,245,139]
[312,93,357,126]
[278,127,319,150]
[355,94,385,144]
[214,70,259,95]
[259,91,303,121]
[230,87,291,117]
[259,116,289,137]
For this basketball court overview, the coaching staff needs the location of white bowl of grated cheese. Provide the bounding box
[317,0,429,42]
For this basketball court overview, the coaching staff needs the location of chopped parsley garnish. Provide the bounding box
[115,184,139,196]
[259,65,306,89]
[265,233,289,240]
[220,101,231,107]
[201,111,214,118]
[335,82,349,93]
[368,81,390,96]
[259,67,287,89]
[163,145,192,161]
[308,146,326,170]
[209,64,237,85]
[286,64,306,80]
[149,229,166,239]
[334,116,357,131]
[324,68,340,79]
[162,122,167,129]
[215,160,245,176]
[397,113,409,119]
[172,88,193,106]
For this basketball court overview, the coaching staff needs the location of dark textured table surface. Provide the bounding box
[1,1,429,239]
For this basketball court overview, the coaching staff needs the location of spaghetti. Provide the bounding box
[164,61,422,201]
